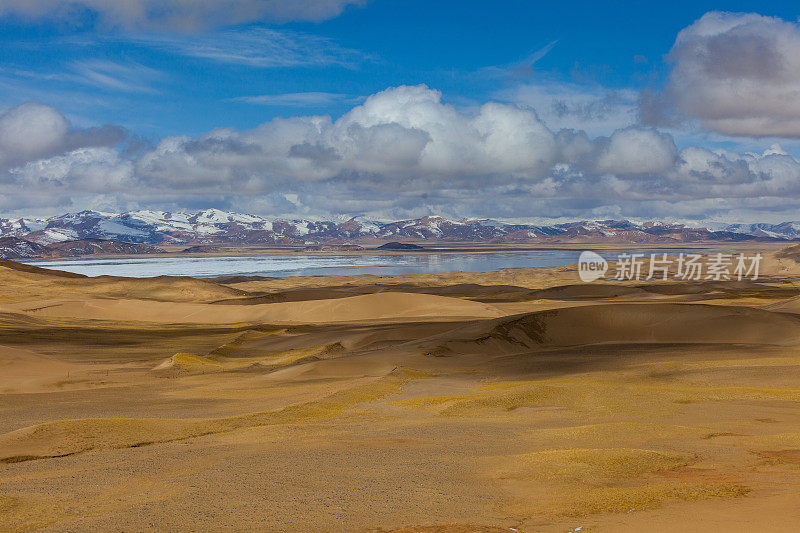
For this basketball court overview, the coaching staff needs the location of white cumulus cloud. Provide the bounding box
[664,11,800,137]
[595,127,677,175]
[137,85,560,186]
[4,86,800,223]
[0,102,126,173]
[0,102,68,169]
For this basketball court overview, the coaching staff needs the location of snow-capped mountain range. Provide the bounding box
[1,209,800,252]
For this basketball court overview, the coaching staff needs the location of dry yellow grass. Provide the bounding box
[207,328,288,357]
[0,494,64,533]
[525,482,751,517]
[527,422,708,448]
[396,376,800,418]
[0,367,423,463]
[217,342,344,370]
[498,448,697,484]
[744,432,800,447]
[0,495,18,512]
[153,352,223,374]
[395,379,647,416]
[634,355,800,371]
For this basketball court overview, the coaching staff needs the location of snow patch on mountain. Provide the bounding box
[1,210,800,246]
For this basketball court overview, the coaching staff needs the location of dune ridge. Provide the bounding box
[0,292,504,325]
[426,303,800,359]
[3,251,800,531]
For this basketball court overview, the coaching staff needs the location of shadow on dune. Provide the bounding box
[422,303,800,360]
[210,280,800,305]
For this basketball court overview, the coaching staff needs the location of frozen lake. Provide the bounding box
[24,249,695,278]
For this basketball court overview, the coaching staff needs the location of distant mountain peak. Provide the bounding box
[0,210,798,256]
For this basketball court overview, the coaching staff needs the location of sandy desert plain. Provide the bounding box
[4,244,800,532]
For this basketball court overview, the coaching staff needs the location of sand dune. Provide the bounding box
[0,344,77,393]
[763,295,800,314]
[529,280,797,300]
[431,303,800,356]
[0,260,246,303]
[0,259,86,278]
[4,253,800,531]
[529,284,650,299]
[1,292,504,324]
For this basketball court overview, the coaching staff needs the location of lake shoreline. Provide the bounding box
[23,248,710,279]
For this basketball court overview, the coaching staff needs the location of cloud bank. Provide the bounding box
[4,86,800,223]
[0,0,366,31]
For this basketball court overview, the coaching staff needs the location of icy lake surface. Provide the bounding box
[24,249,695,278]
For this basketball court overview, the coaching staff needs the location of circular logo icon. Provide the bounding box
[578,251,608,282]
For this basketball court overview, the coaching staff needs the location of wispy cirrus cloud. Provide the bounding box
[129,27,368,68]
[67,59,163,93]
[230,92,357,106]
[478,40,559,79]
[12,59,163,94]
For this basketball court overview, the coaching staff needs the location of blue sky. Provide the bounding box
[2,1,800,223]
[1,0,791,138]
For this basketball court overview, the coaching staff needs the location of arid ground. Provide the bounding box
[4,247,800,531]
